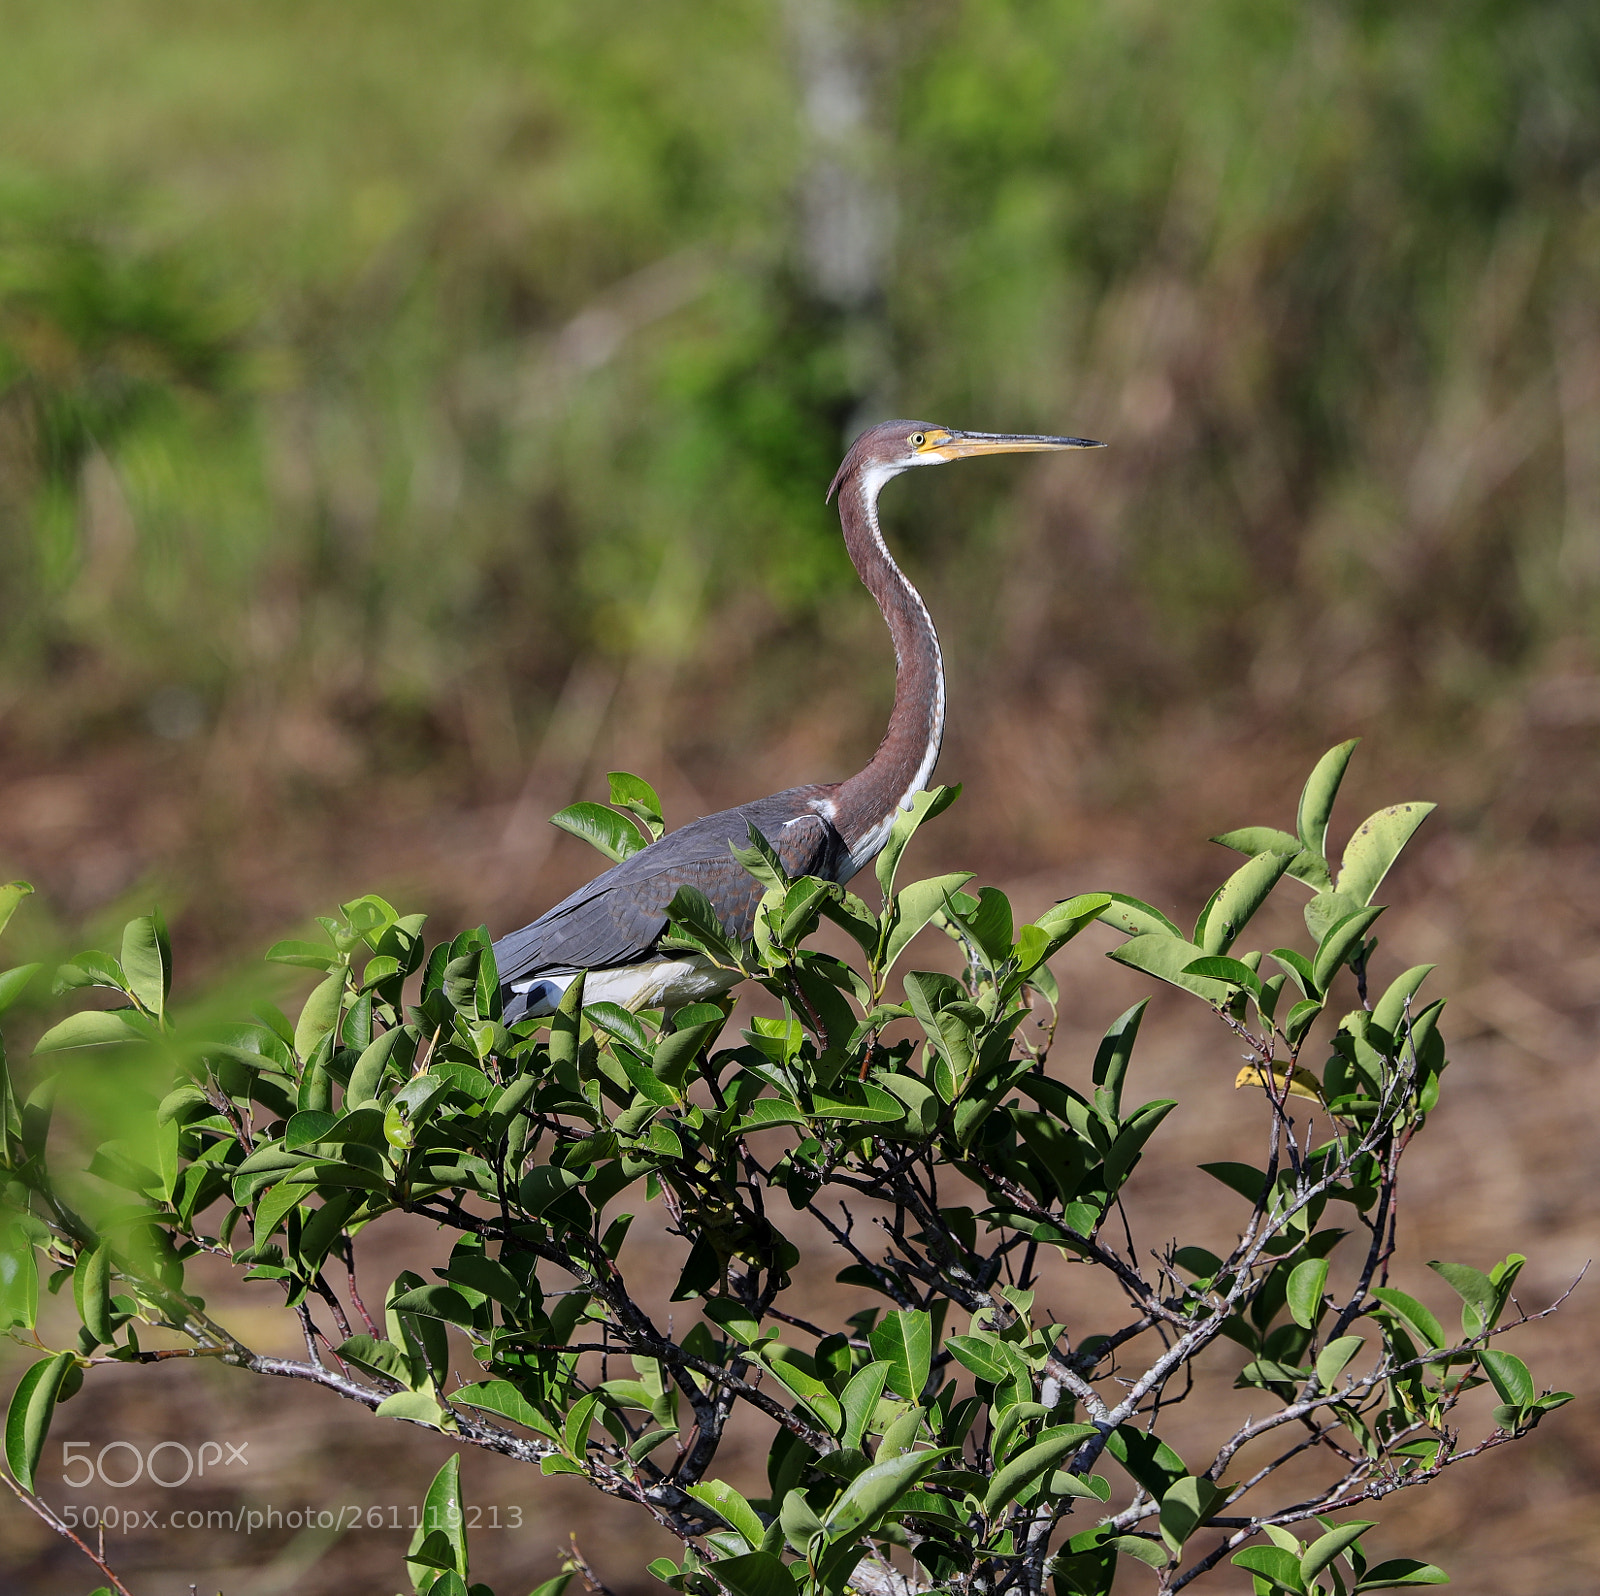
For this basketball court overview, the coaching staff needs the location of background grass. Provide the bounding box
[1,2,1598,1591]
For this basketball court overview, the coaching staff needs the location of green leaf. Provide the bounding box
[73,1245,114,1347]
[407,1454,467,1584]
[1311,907,1385,993]
[119,912,170,1019]
[1298,740,1360,856]
[1338,804,1435,907]
[780,1486,825,1553]
[882,873,976,971]
[1201,852,1293,954]
[1270,948,1318,997]
[284,1109,339,1150]
[1353,1559,1450,1590]
[1158,1475,1223,1552]
[838,1362,891,1452]
[761,1355,842,1434]
[1301,1521,1376,1585]
[687,1480,768,1551]
[1183,955,1263,997]
[733,1099,808,1135]
[1045,1470,1111,1501]
[868,1308,932,1403]
[1479,1349,1535,1409]
[1286,1258,1329,1329]
[1106,1536,1168,1569]
[0,883,33,940]
[1096,894,1183,939]
[248,1183,304,1253]
[1199,1162,1267,1203]
[607,771,666,841]
[0,1215,40,1330]
[1233,1545,1306,1593]
[874,785,961,901]
[730,823,790,893]
[550,801,648,863]
[707,1550,795,1596]
[294,971,346,1063]
[1091,999,1147,1122]
[1109,934,1233,1004]
[1372,966,1438,1038]
[0,964,41,1018]
[336,1333,416,1389]
[1370,1288,1444,1350]
[1212,826,1303,859]
[1102,1098,1176,1193]
[33,1009,147,1052]
[824,1445,954,1536]
[662,886,740,963]
[5,1350,75,1492]
[982,1425,1096,1517]
[348,1026,415,1106]
[389,1284,478,1327]
[1425,1258,1495,1336]
[1304,889,1363,945]
[266,939,342,972]
[944,1334,1009,1385]
[446,1254,523,1310]
[1315,1336,1365,1389]
[1104,1425,1187,1502]
[653,1013,723,1090]
[1033,892,1114,949]
[451,1380,560,1438]
[1283,998,1324,1047]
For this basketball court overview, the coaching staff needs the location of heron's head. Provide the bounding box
[827,419,1103,502]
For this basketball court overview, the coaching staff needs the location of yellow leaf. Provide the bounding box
[1234,1063,1325,1105]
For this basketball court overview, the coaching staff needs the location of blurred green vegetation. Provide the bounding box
[1,0,1598,810]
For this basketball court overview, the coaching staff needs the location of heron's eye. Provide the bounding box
[910,432,926,447]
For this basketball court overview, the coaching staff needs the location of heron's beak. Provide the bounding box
[929,430,1104,460]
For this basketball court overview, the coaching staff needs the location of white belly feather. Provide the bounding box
[510,955,742,1018]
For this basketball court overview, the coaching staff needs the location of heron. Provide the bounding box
[493,419,1102,1022]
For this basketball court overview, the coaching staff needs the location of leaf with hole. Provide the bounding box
[1201,851,1293,954]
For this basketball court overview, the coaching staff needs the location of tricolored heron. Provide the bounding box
[494,419,1102,1021]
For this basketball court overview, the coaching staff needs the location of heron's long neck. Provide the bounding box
[832,468,945,864]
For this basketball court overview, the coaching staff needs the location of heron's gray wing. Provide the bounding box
[492,794,847,985]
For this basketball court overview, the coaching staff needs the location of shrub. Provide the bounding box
[0,744,1571,1596]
